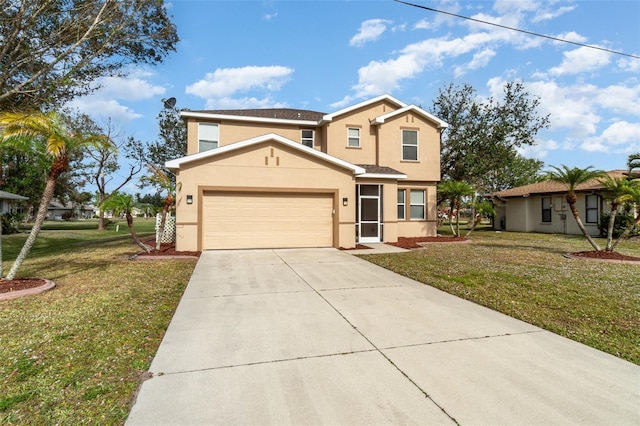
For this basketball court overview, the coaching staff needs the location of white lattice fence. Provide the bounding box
[155,213,176,244]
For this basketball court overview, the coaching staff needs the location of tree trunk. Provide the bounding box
[126,212,152,253]
[6,176,56,280]
[448,207,456,236]
[156,207,168,250]
[0,218,3,278]
[605,202,618,251]
[568,202,601,251]
[465,214,482,238]
[611,209,640,251]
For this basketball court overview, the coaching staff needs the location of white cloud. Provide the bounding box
[66,98,142,121]
[548,46,611,76]
[263,12,277,21]
[517,138,559,160]
[185,66,294,109]
[595,84,640,116]
[350,19,392,47]
[414,19,432,30]
[454,48,496,77]
[618,56,640,73]
[64,69,165,121]
[581,121,640,153]
[531,5,576,23]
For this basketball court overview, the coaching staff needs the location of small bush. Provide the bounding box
[600,210,639,238]
[1,212,25,234]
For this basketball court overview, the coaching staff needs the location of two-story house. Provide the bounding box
[166,94,448,251]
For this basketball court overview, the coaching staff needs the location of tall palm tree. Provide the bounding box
[438,180,474,237]
[0,111,105,280]
[101,193,153,253]
[546,165,605,251]
[598,176,637,251]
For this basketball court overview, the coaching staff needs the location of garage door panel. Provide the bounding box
[203,193,334,250]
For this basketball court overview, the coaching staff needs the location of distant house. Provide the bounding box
[0,190,28,215]
[47,199,96,220]
[492,170,629,236]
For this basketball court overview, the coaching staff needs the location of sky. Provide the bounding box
[68,0,640,193]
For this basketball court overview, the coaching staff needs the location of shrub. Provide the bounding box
[600,210,639,238]
[1,212,25,234]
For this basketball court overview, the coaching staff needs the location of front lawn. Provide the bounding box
[360,231,640,365]
[0,220,196,424]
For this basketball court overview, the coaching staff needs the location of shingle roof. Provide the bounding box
[189,108,325,122]
[356,164,406,175]
[0,190,28,201]
[494,170,628,198]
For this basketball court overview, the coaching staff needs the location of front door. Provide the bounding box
[358,185,381,243]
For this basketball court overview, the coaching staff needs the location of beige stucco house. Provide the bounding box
[492,170,629,236]
[167,94,448,251]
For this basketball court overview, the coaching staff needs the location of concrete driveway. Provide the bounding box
[127,248,639,425]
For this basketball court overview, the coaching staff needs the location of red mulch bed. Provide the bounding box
[0,278,47,294]
[570,250,640,262]
[387,236,469,249]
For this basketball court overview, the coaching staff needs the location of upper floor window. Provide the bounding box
[347,127,360,147]
[198,123,218,152]
[541,197,552,223]
[402,129,418,161]
[397,189,406,220]
[585,195,599,224]
[301,129,314,148]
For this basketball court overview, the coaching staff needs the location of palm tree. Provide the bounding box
[438,180,474,237]
[598,176,639,251]
[598,176,637,251]
[101,193,153,253]
[465,199,496,237]
[0,111,105,280]
[610,184,640,252]
[146,164,176,250]
[546,165,605,251]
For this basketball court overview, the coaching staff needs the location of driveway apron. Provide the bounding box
[127,248,640,425]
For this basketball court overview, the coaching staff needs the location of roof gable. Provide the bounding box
[321,94,407,123]
[370,105,448,129]
[166,133,366,175]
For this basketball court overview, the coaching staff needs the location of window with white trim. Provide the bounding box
[347,127,360,147]
[198,123,218,152]
[301,129,314,148]
[585,195,599,224]
[402,129,418,161]
[410,189,425,220]
[541,197,552,223]
[397,189,406,220]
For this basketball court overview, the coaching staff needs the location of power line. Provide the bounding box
[394,0,640,60]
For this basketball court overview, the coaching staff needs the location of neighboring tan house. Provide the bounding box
[492,170,629,236]
[166,94,448,251]
[0,190,28,215]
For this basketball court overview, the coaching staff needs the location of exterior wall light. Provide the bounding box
[343,197,348,206]
[186,195,193,204]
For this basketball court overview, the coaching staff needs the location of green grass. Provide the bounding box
[0,219,195,424]
[360,229,640,365]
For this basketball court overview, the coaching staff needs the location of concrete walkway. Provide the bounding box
[127,248,639,425]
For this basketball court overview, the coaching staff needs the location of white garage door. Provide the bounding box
[202,192,334,249]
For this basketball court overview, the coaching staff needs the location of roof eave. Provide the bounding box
[180,111,319,127]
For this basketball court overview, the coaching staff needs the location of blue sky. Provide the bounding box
[68,0,640,192]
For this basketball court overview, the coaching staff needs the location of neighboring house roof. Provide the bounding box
[494,170,627,198]
[166,133,367,175]
[0,190,28,201]
[370,105,448,129]
[356,164,408,179]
